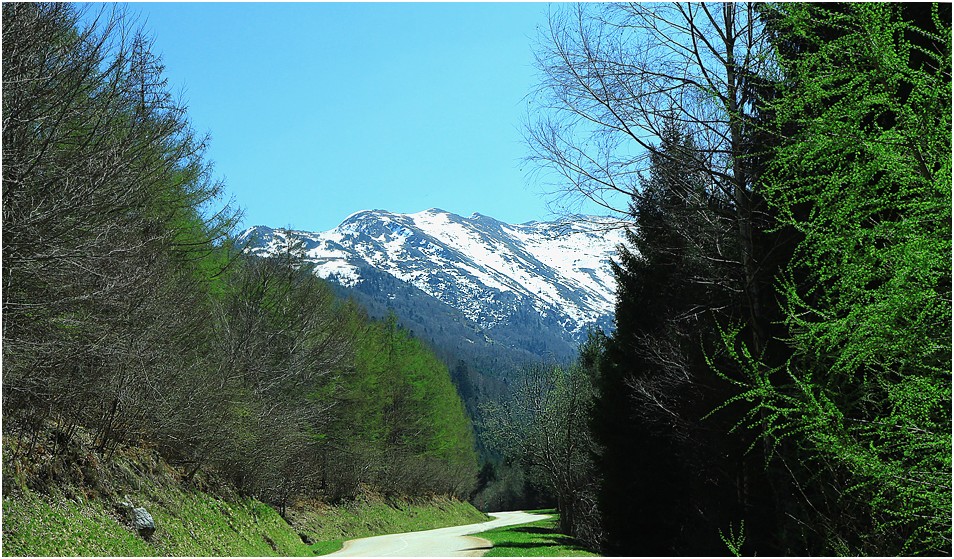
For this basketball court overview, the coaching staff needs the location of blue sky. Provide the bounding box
[119,2,593,233]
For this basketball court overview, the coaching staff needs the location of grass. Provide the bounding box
[308,539,347,556]
[2,481,315,556]
[2,488,154,556]
[1,430,487,557]
[474,509,600,557]
[3,486,487,557]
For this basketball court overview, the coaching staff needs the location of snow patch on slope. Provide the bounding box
[239,209,624,337]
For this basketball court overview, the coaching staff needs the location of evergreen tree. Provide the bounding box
[593,124,784,555]
[724,3,952,554]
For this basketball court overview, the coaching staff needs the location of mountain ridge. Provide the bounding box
[239,208,623,372]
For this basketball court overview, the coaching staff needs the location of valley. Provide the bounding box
[3,2,948,557]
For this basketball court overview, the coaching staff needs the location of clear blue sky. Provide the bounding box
[119,2,590,232]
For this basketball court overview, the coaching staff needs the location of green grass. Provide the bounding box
[2,488,154,556]
[3,487,488,557]
[474,509,600,557]
[2,484,310,556]
[308,539,347,556]
[2,432,487,557]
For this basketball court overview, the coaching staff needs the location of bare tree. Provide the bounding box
[529,2,774,210]
[2,3,243,471]
[527,2,780,349]
[481,361,600,546]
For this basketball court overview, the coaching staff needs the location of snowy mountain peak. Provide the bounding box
[239,209,624,350]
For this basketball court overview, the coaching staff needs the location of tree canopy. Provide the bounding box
[519,2,951,555]
[2,2,478,514]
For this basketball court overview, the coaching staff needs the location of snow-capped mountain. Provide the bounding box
[239,208,624,364]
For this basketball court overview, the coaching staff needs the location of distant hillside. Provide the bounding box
[239,209,623,390]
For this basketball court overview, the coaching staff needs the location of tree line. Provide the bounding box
[2,2,477,512]
[491,3,950,555]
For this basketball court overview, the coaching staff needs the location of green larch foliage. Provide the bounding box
[3,3,478,518]
[727,3,951,554]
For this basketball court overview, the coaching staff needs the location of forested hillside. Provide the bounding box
[2,0,476,528]
[489,2,951,556]
[239,210,624,411]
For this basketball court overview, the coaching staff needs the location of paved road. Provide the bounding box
[327,510,551,557]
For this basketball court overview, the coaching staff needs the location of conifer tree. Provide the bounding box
[725,3,952,554]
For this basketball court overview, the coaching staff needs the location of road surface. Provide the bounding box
[327,510,551,557]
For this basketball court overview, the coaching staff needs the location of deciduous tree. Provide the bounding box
[723,4,952,554]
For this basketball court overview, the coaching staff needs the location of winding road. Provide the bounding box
[326,511,551,557]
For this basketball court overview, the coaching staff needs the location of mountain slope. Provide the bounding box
[239,208,622,371]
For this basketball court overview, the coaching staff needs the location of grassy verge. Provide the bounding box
[474,509,600,557]
[2,485,307,556]
[2,485,487,557]
[1,431,486,556]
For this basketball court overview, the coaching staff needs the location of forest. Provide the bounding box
[485,2,952,556]
[2,1,476,517]
[2,2,951,558]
